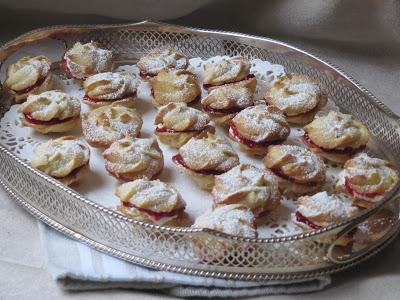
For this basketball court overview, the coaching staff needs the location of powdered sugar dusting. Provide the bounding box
[28,57,51,77]
[156,103,210,131]
[32,137,89,178]
[179,134,239,172]
[1,45,395,240]
[193,204,256,238]
[93,48,113,72]
[82,105,142,144]
[4,56,51,91]
[266,75,321,116]
[84,72,137,100]
[103,137,163,175]
[275,144,325,179]
[201,85,254,110]
[297,191,358,221]
[151,70,200,106]
[232,105,290,143]
[338,153,399,199]
[203,56,250,84]
[213,164,280,211]
[64,41,113,79]
[116,179,184,212]
[137,48,188,75]
[323,111,359,136]
[21,90,80,121]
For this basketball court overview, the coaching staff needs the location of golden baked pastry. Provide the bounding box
[192,204,256,263]
[20,90,81,134]
[150,69,201,107]
[302,111,369,164]
[82,103,143,148]
[103,137,164,181]
[83,71,137,107]
[293,191,359,245]
[201,85,254,127]
[4,55,53,103]
[193,204,256,237]
[212,164,281,217]
[137,48,188,79]
[154,103,215,148]
[264,74,327,125]
[263,144,326,194]
[294,192,359,228]
[203,56,257,92]
[62,41,113,80]
[172,133,240,190]
[228,105,290,155]
[116,179,186,226]
[336,153,399,208]
[31,136,90,186]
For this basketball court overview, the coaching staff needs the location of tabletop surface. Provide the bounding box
[1,1,400,298]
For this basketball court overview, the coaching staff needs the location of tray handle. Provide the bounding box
[326,195,400,264]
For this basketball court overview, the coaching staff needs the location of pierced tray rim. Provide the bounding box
[2,174,399,281]
[1,20,399,243]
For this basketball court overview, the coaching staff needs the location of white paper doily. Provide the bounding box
[0,53,355,238]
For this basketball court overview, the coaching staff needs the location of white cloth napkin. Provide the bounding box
[38,223,331,297]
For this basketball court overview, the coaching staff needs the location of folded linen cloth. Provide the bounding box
[38,223,331,298]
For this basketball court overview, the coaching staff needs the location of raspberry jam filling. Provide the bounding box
[61,54,84,80]
[139,71,157,79]
[172,154,224,175]
[295,211,322,230]
[122,202,184,221]
[24,113,73,125]
[203,74,255,89]
[344,178,381,199]
[155,126,179,134]
[12,76,47,95]
[302,132,365,155]
[83,93,135,103]
[108,168,162,182]
[296,211,357,237]
[108,171,134,182]
[270,168,316,186]
[155,126,195,134]
[229,121,283,149]
[203,105,244,115]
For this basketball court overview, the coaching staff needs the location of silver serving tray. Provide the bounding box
[0,21,399,281]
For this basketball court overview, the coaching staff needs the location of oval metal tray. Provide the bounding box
[0,21,399,281]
